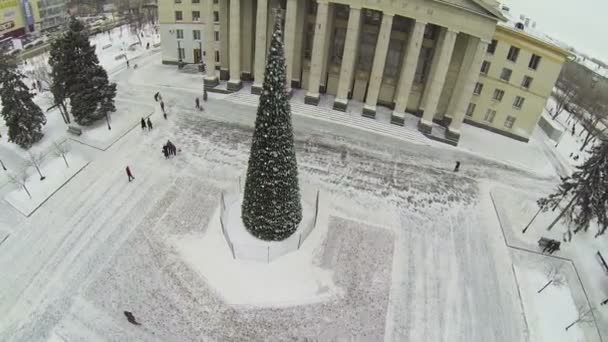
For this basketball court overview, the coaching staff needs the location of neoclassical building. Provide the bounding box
[159,0,570,144]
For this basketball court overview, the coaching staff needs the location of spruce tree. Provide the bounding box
[0,49,47,149]
[538,139,608,239]
[49,16,116,126]
[241,18,302,241]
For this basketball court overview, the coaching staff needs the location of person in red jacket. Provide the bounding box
[126,166,135,182]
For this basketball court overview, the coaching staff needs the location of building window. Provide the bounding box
[507,46,520,62]
[175,11,183,21]
[178,47,185,59]
[529,54,541,70]
[500,68,512,82]
[487,39,497,54]
[357,31,378,72]
[176,29,184,39]
[414,47,433,84]
[214,31,219,41]
[362,9,381,25]
[192,0,199,3]
[484,109,496,123]
[213,11,219,22]
[215,51,220,62]
[334,4,349,20]
[466,103,476,117]
[174,0,181,3]
[493,89,505,102]
[192,11,200,21]
[480,61,491,75]
[513,96,525,109]
[473,82,483,95]
[304,23,314,59]
[384,38,404,77]
[193,29,201,40]
[307,1,317,15]
[331,27,346,65]
[504,116,516,128]
[521,76,533,89]
[424,25,436,39]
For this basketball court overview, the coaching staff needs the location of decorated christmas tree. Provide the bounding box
[49,16,116,126]
[241,18,302,241]
[0,49,47,149]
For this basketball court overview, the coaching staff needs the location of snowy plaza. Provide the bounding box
[1,24,608,342]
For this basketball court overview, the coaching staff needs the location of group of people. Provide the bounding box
[162,140,177,158]
[140,117,153,130]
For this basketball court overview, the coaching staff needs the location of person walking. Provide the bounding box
[126,59,130,68]
[195,97,200,110]
[454,161,461,172]
[123,311,141,325]
[146,117,153,130]
[126,166,135,182]
[162,144,169,159]
[160,101,165,113]
[203,89,208,102]
[140,118,146,130]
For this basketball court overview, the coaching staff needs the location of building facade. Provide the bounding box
[37,0,67,31]
[159,0,570,144]
[0,0,41,39]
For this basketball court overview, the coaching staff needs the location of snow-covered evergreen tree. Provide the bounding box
[0,49,47,149]
[538,139,608,238]
[241,18,302,241]
[49,16,116,126]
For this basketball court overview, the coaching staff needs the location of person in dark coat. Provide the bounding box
[146,117,152,130]
[140,118,146,130]
[195,97,200,110]
[154,92,159,102]
[126,166,135,182]
[162,144,169,158]
[160,101,165,113]
[454,161,460,172]
[123,311,141,325]
[601,298,608,306]
[37,80,42,91]
[126,60,130,68]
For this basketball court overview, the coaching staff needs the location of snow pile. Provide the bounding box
[4,153,88,216]
[173,192,342,307]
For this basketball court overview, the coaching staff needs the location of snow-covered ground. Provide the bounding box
[1,23,608,341]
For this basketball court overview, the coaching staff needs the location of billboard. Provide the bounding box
[0,0,19,35]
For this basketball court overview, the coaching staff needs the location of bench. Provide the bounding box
[538,237,560,254]
[597,251,608,274]
[67,125,82,136]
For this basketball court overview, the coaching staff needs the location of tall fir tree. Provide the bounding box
[241,17,302,241]
[0,49,47,149]
[538,139,608,239]
[49,16,116,126]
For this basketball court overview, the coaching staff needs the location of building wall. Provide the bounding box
[465,25,567,140]
[38,0,67,31]
[158,0,218,64]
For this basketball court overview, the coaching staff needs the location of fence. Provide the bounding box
[218,181,321,263]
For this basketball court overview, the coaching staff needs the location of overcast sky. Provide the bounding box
[501,0,608,61]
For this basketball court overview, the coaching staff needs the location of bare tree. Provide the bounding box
[27,151,46,181]
[538,263,566,293]
[573,83,608,152]
[565,305,595,331]
[53,141,70,168]
[553,66,582,120]
[8,170,32,199]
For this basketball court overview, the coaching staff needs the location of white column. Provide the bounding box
[333,6,361,111]
[447,38,488,143]
[251,0,268,94]
[304,1,330,106]
[203,0,218,87]
[418,27,458,134]
[362,13,393,118]
[219,0,230,80]
[227,0,242,91]
[390,20,426,125]
[284,0,299,93]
